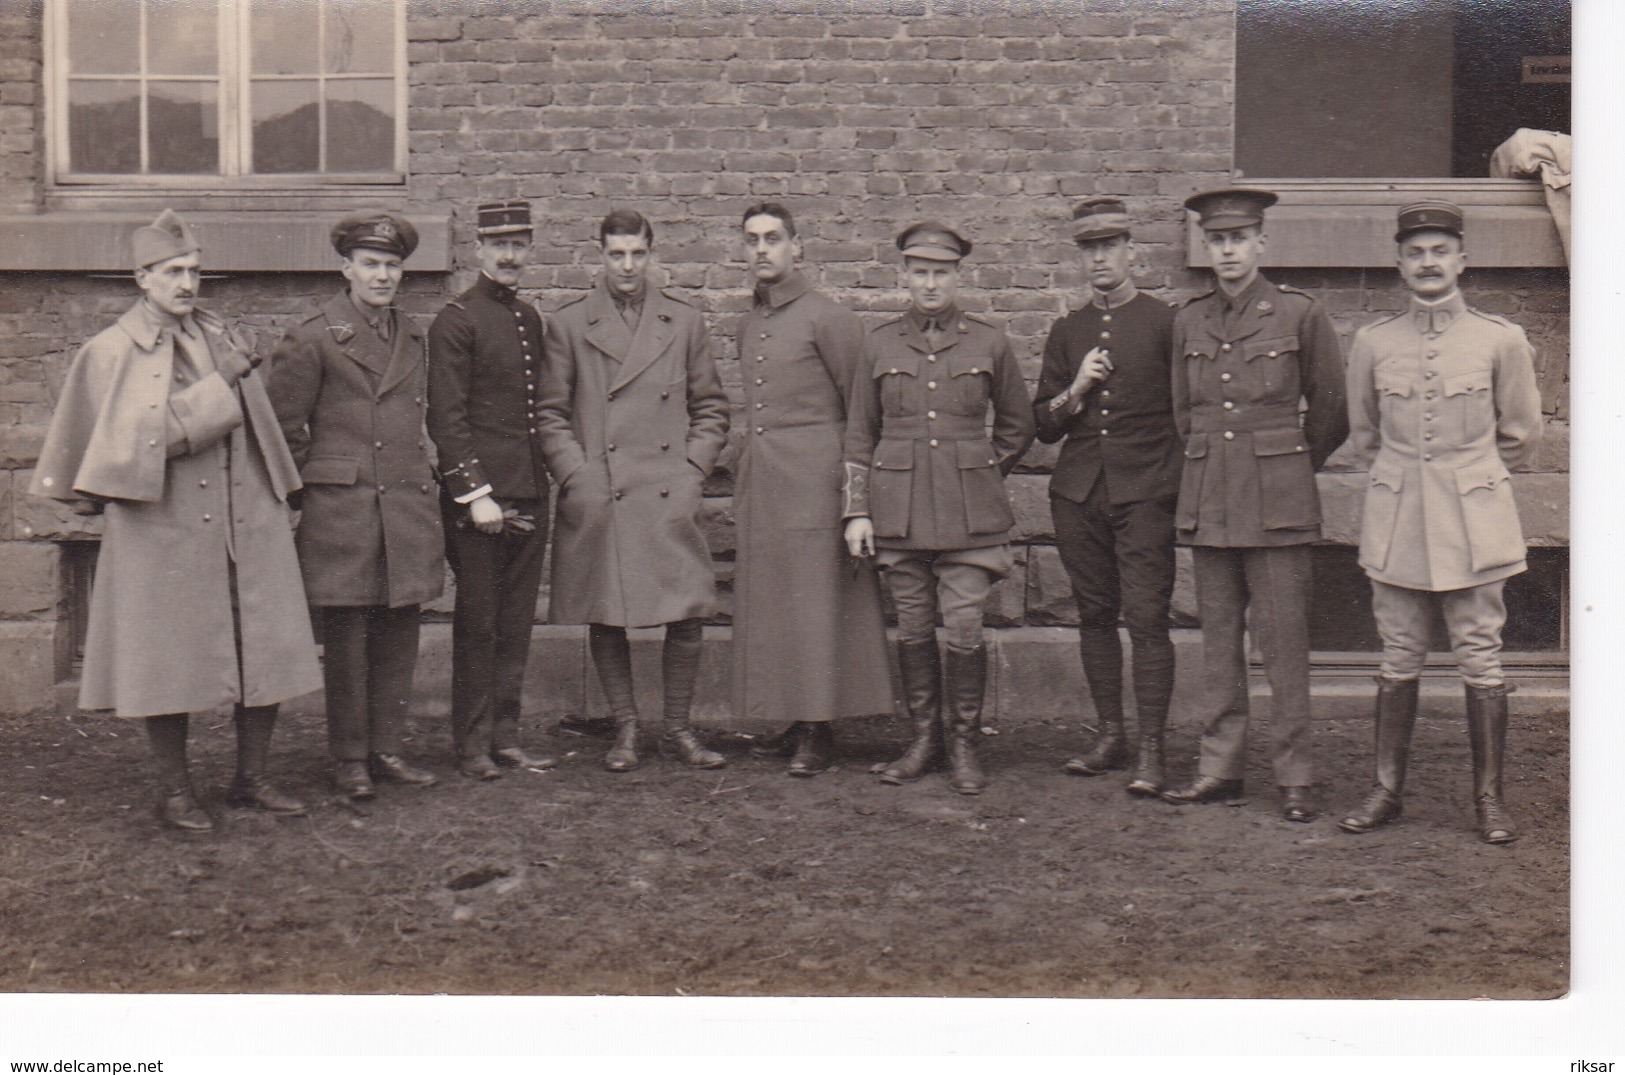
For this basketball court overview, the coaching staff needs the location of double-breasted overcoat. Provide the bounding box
[731,272,893,723]
[1345,292,1542,592]
[536,282,729,628]
[30,301,321,717]
[1171,274,1349,547]
[266,291,445,608]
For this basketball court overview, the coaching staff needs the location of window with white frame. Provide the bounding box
[49,0,405,185]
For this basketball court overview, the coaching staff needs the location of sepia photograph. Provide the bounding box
[0,0,1594,1054]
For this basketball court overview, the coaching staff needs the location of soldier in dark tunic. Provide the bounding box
[267,212,445,801]
[843,222,1035,795]
[427,201,558,781]
[732,202,894,777]
[1033,198,1183,797]
[1159,189,1348,822]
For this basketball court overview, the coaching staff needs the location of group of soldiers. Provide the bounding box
[30,187,1541,846]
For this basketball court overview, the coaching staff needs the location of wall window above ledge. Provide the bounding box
[1204,0,1571,270]
[23,0,447,272]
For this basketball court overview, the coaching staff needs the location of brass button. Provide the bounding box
[1423,453,1432,461]
[199,480,208,488]
[1100,429,1109,436]
[929,439,939,447]
[660,391,670,400]
[1426,391,1437,399]
[927,381,937,389]
[927,354,937,362]
[755,403,764,409]
[660,488,669,497]
[1220,372,1232,382]
[1222,401,1234,410]
[378,486,387,494]
[661,442,670,450]
[969,367,979,374]
[1100,389,1110,397]
[755,377,764,385]
[608,443,616,451]
[614,490,623,500]
[757,355,766,362]
[1267,351,1277,358]
[1425,371,1436,380]
[1424,433,1433,441]
[1223,431,1235,440]
[1221,343,1232,352]
[421,484,430,493]
[1424,413,1433,421]
[375,441,383,449]
[1101,313,1112,323]
[202,514,211,522]
[1100,408,1110,416]
[926,410,937,419]
[1100,331,1110,341]
[148,438,158,447]
[760,333,767,340]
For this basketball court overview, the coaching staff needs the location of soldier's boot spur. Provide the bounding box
[944,644,990,796]
[1466,683,1518,844]
[660,624,725,770]
[1339,677,1419,834]
[788,721,836,777]
[879,638,943,785]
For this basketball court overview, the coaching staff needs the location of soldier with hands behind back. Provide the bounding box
[1337,201,1542,844]
[267,211,445,802]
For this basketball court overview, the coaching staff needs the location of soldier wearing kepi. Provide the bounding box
[267,211,445,801]
[843,222,1035,795]
[31,210,321,831]
[536,209,731,773]
[1160,189,1348,822]
[732,201,894,777]
[427,201,559,781]
[1338,201,1542,844]
[1033,198,1183,797]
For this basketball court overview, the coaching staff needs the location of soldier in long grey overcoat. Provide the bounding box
[30,210,321,831]
[732,202,894,777]
[536,209,731,772]
[1337,201,1542,844]
[267,211,445,801]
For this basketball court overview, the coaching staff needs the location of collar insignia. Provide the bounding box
[1257,300,1272,313]
[328,321,355,344]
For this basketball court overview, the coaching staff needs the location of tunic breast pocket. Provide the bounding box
[1244,337,1300,401]
[1442,367,1494,446]
[946,356,993,416]
[876,356,921,417]
[1374,368,1415,426]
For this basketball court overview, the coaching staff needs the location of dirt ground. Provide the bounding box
[0,700,1567,999]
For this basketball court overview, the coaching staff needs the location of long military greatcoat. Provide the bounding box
[30,301,322,717]
[1345,291,1542,591]
[536,282,729,628]
[731,272,893,723]
[1171,274,1349,547]
[266,291,445,608]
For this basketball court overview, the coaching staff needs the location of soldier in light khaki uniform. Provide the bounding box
[1338,201,1542,845]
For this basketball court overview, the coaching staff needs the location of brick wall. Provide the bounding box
[0,2,1572,714]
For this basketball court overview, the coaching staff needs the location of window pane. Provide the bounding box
[67,80,139,173]
[251,0,319,76]
[252,79,319,173]
[149,80,219,173]
[147,0,219,77]
[325,0,395,74]
[66,0,138,75]
[326,79,394,171]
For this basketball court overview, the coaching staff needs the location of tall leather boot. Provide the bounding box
[227,704,306,815]
[660,622,725,769]
[146,713,213,832]
[591,625,641,772]
[1338,678,1419,833]
[879,638,942,785]
[1466,683,1517,844]
[1063,627,1127,776]
[944,644,989,796]
[1125,649,1175,798]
